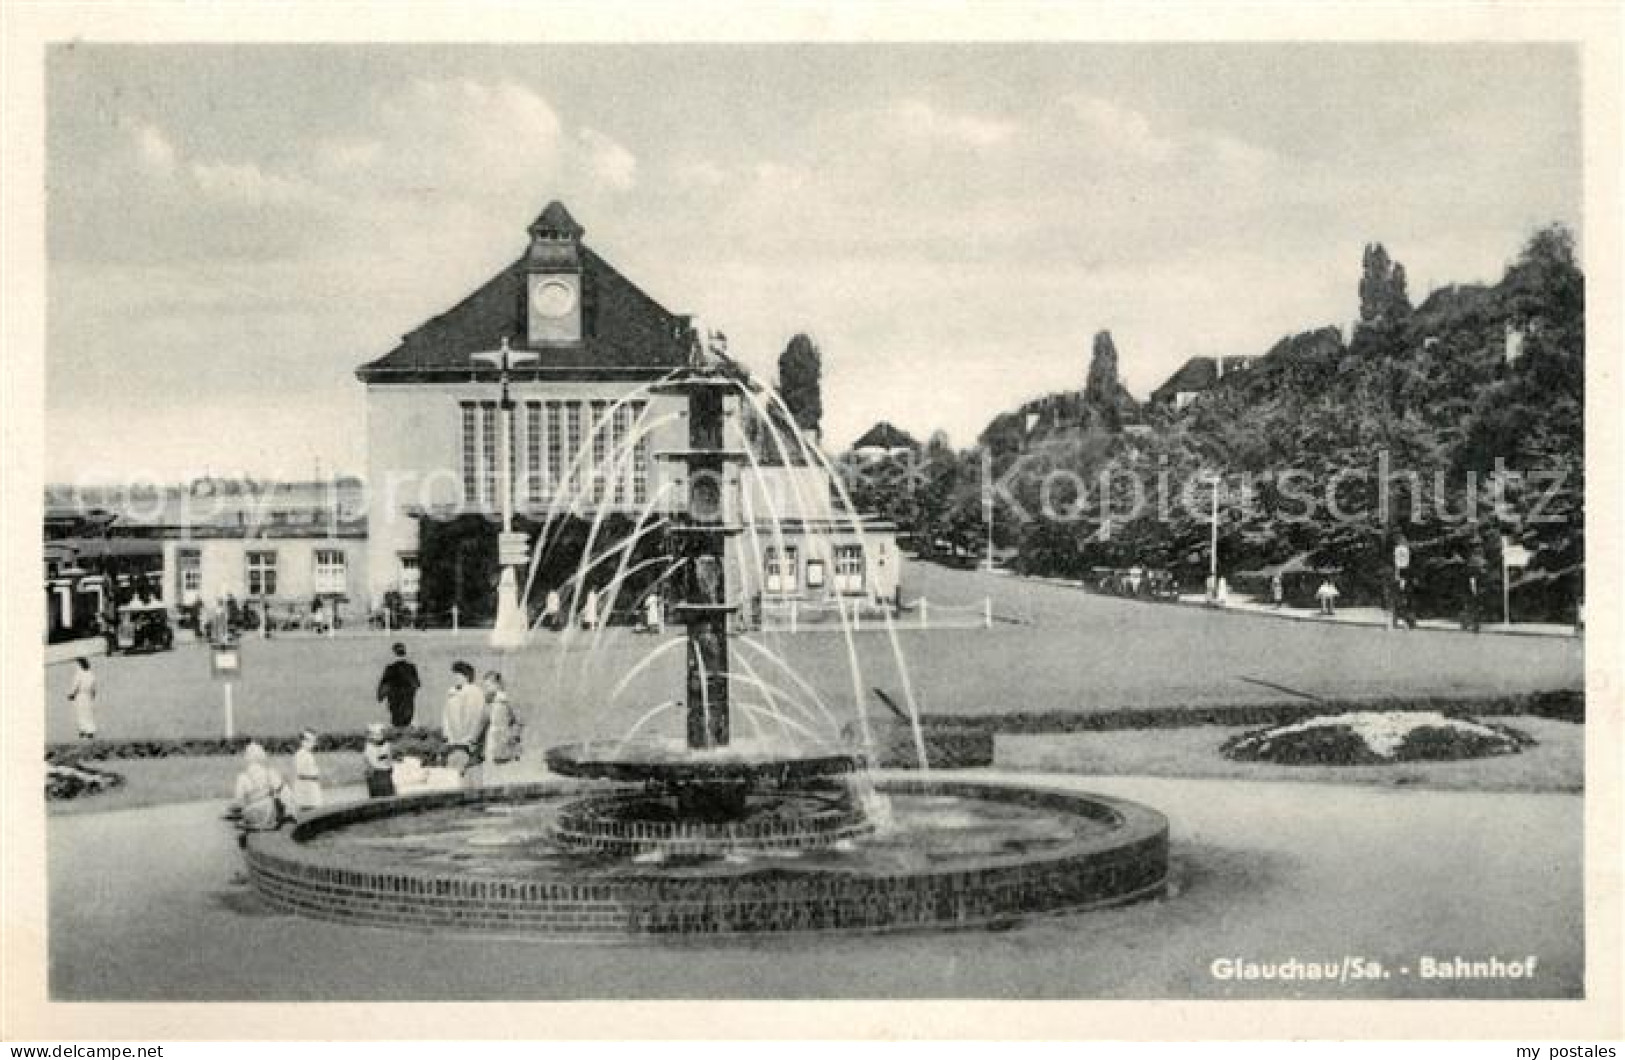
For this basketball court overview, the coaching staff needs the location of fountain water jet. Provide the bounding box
[241,334,1171,937]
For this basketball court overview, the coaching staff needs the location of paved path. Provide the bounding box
[46,773,1582,1001]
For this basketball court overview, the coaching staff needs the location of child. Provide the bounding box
[363,722,395,798]
[292,729,323,816]
[482,671,522,779]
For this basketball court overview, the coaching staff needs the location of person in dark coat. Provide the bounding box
[376,642,421,728]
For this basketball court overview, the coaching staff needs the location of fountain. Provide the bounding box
[242,341,1170,936]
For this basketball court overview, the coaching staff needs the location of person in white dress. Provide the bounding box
[291,729,322,816]
[232,743,289,832]
[581,588,600,630]
[481,672,521,782]
[66,657,97,739]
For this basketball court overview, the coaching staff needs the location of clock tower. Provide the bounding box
[524,200,585,346]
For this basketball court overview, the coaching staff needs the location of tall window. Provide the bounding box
[612,403,633,505]
[765,545,799,595]
[834,545,865,595]
[313,549,347,594]
[460,402,479,506]
[398,553,420,597]
[246,550,278,597]
[525,402,544,505]
[546,400,564,498]
[589,400,609,503]
[565,402,583,497]
[480,401,498,507]
[631,400,650,505]
[177,548,202,597]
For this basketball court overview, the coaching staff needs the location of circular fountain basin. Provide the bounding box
[243,776,1169,937]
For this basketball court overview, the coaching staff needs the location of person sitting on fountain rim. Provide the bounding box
[363,723,395,798]
[443,661,489,784]
[232,742,290,835]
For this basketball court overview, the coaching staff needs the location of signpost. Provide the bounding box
[1501,538,1532,627]
[210,639,242,739]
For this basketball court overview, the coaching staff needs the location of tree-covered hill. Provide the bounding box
[848,225,1584,622]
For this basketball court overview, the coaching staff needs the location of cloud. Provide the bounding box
[1060,95,1177,165]
[371,77,566,198]
[579,127,637,191]
[131,121,176,174]
[314,137,384,176]
[674,158,728,189]
[190,161,327,207]
[887,98,1015,148]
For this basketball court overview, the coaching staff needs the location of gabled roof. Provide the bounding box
[1151,357,1219,401]
[851,420,919,451]
[1150,355,1253,404]
[356,208,690,383]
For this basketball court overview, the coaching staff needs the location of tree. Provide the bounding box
[778,333,823,437]
[1358,242,1412,329]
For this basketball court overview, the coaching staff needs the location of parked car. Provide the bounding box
[112,601,174,654]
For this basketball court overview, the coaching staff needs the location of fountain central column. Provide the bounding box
[680,383,732,750]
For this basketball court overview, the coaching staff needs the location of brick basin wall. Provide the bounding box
[244,777,1169,938]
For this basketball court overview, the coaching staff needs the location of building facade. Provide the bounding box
[357,200,898,625]
[44,480,369,633]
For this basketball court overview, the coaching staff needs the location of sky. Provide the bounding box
[45,43,1581,483]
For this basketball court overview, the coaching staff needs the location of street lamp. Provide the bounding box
[472,336,538,651]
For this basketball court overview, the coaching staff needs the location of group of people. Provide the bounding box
[227,642,525,836]
[229,729,323,836]
[536,586,662,633]
[366,643,524,797]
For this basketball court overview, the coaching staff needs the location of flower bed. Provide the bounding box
[46,727,450,765]
[46,761,126,800]
[1220,711,1534,766]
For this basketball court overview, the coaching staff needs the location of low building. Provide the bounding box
[43,479,369,631]
[1150,355,1254,410]
[849,421,920,461]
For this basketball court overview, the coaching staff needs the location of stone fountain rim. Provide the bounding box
[250,774,1167,882]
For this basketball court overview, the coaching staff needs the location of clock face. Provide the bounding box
[531,278,577,319]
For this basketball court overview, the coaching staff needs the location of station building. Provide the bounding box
[356,200,898,625]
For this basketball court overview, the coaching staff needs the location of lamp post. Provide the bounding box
[473,337,538,651]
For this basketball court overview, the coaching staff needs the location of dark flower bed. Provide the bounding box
[46,727,453,767]
[46,761,126,800]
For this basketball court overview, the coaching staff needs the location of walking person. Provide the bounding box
[66,657,98,740]
[481,671,523,782]
[1270,574,1284,609]
[1463,569,1484,633]
[581,587,600,631]
[291,729,323,817]
[1394,575,1418,631]
[375,641,422,729]
[1315,577,1340,616]
[443,661,490,786]
[543,589,562,631]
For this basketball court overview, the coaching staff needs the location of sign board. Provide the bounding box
[498,530,530,568]
[1502,542,1533,569]
[210,641,242,679]
[1393,544,1411,571]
